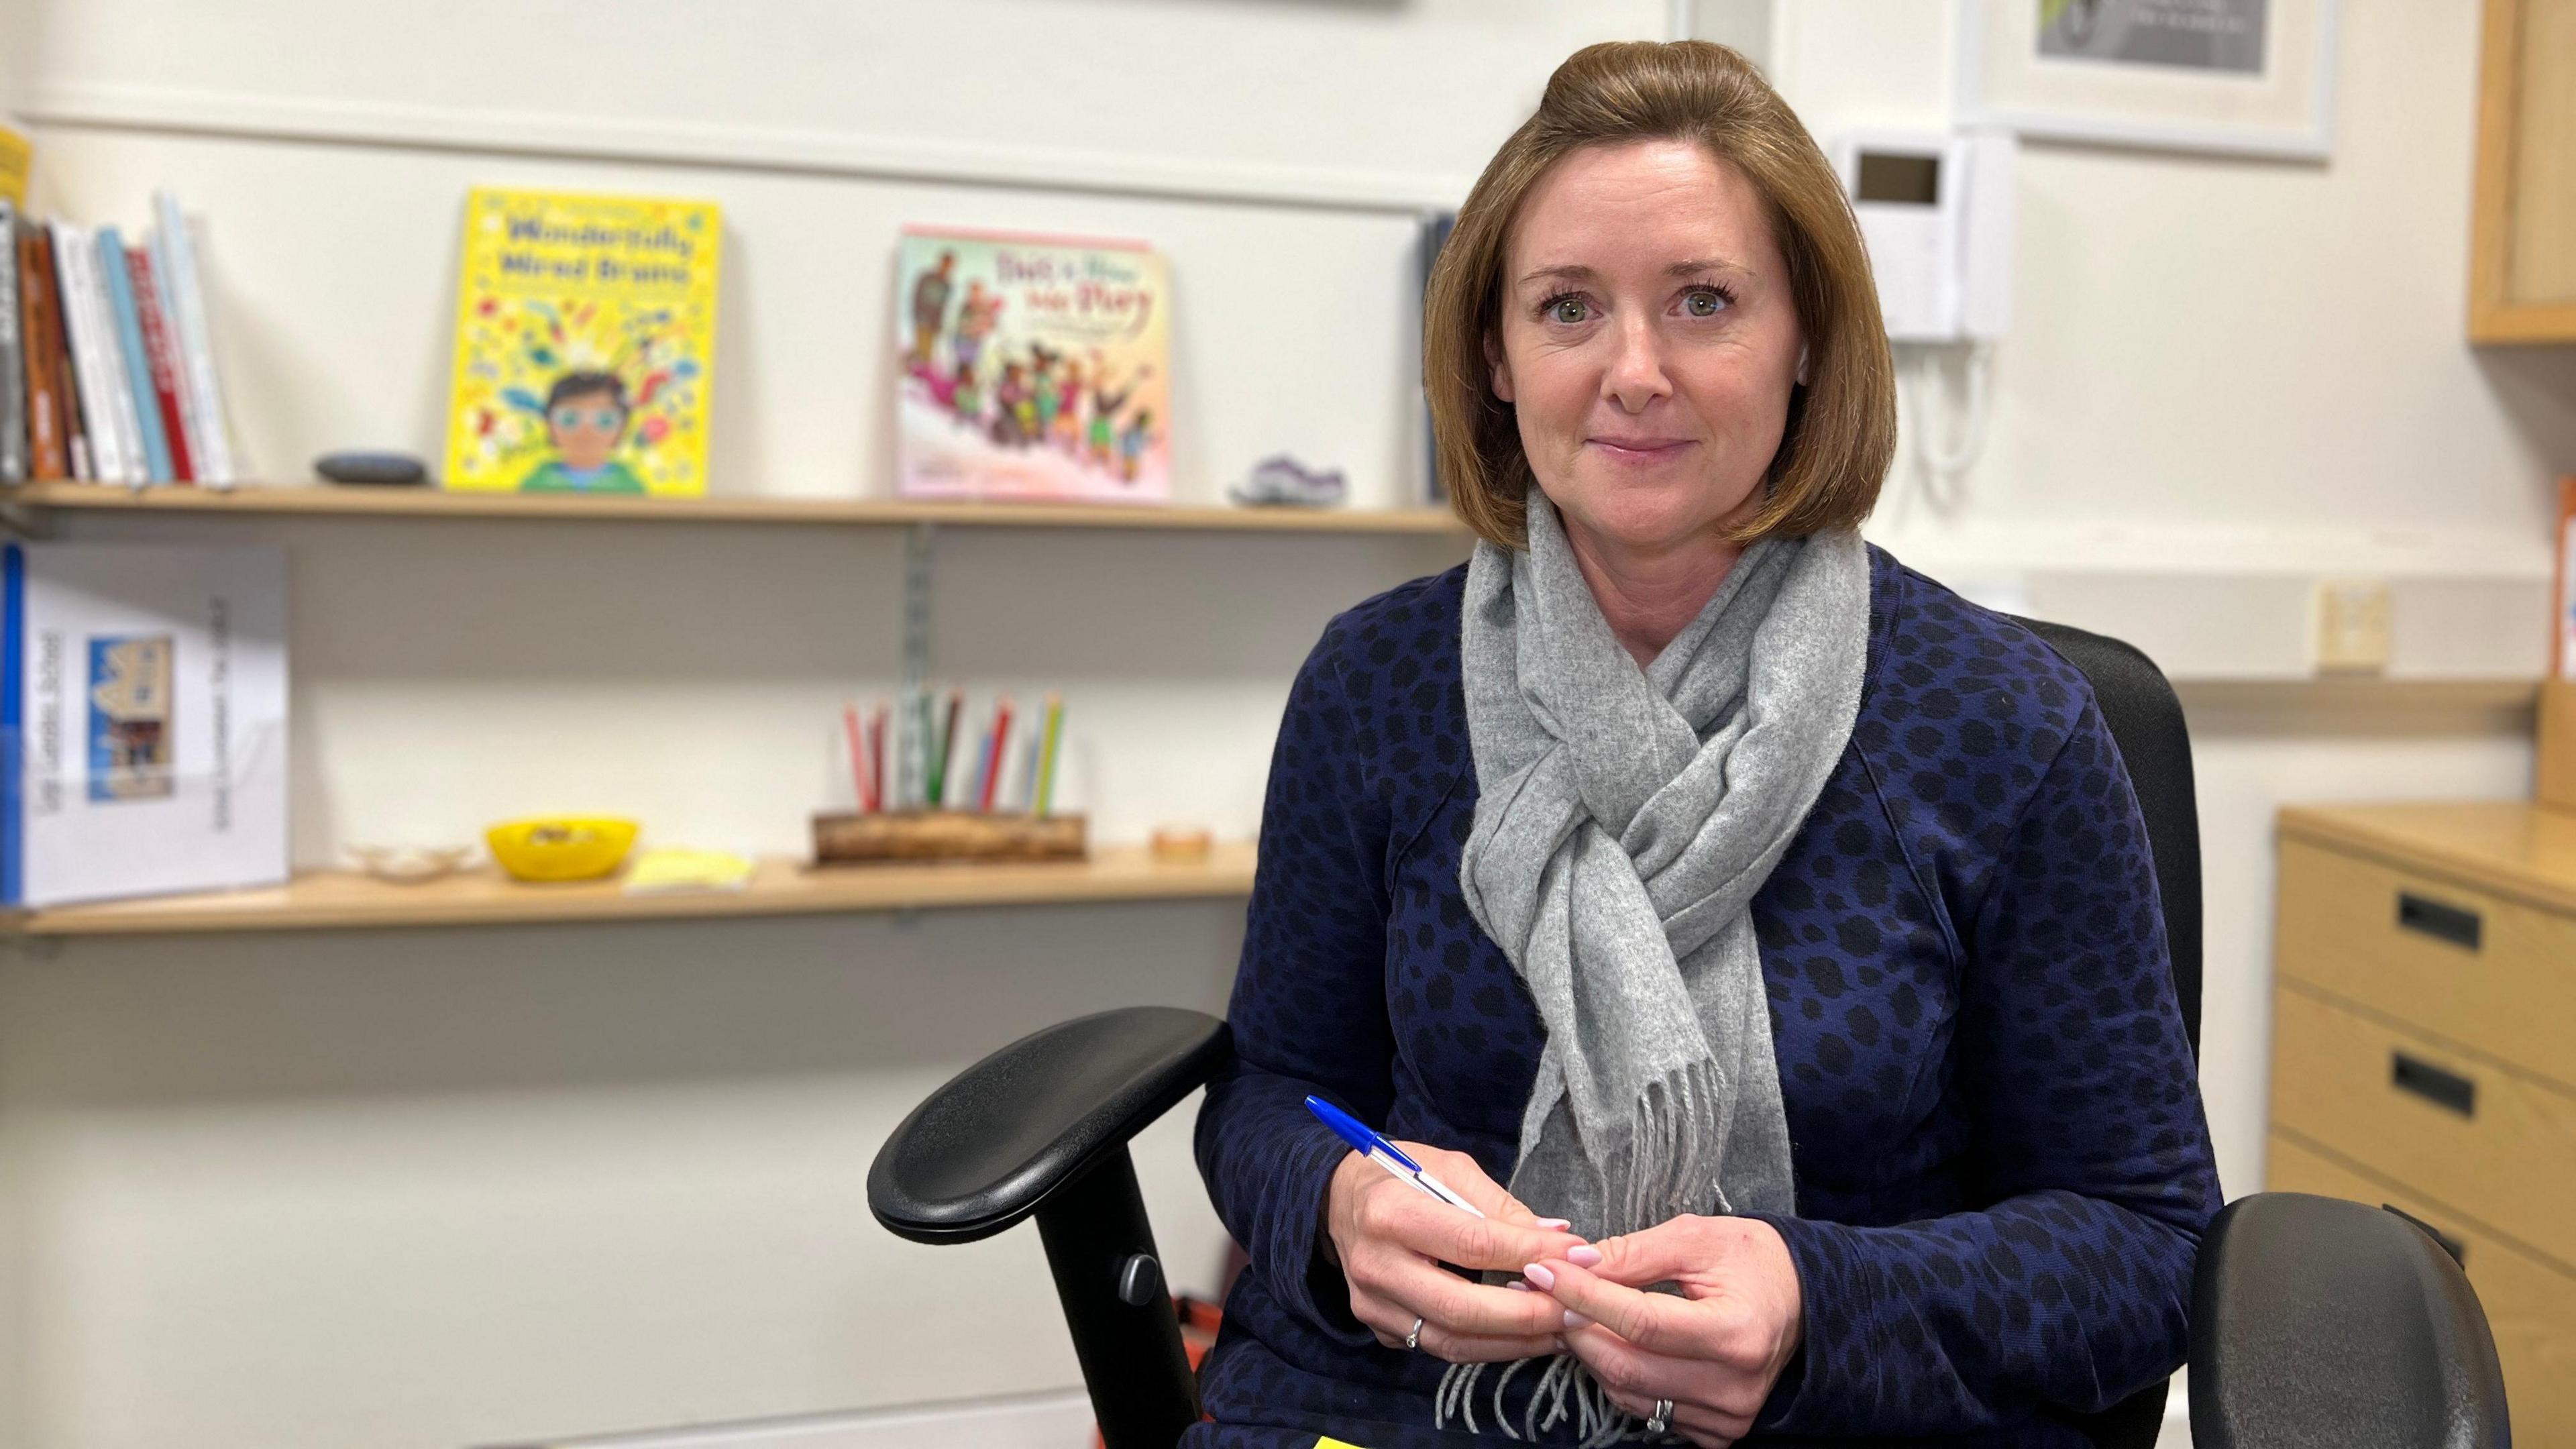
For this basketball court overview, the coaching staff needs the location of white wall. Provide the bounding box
[1,2,2567,1446]
[3,5,1658,1447]
[1760,0,2567,1214]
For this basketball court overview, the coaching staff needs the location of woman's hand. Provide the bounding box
[1521,1215,1803,1448]
[1323,1143,1590,1362]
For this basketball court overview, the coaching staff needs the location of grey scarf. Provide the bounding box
[1436,498,1868,1440]
[1461,494,1870,1239]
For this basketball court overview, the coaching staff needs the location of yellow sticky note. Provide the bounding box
[623,847,754,894]
[1315,1440,1372,1449]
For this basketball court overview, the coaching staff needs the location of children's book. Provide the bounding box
[155,191,239,484]
[127,244,197,482]
[1,543,288,906]
[894,228,1170,504]
[1,201,23,484]
[98,226,174,483]
[444,187,720,496]
[0,125,28,210]
[52,221,142,486]
[16,225,68,480]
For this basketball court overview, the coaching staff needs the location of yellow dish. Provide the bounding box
[485,816,640,883]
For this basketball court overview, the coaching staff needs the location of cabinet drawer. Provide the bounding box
[2269,985,2576,1265]
[2267,1132,2576,1448]
[2275,838,2576,1090]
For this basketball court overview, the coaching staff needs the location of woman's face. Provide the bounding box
[1489,139,1805,556]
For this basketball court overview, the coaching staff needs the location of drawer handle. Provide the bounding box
[2380,1205,2467,1268]
[2391,1052,2477,1118]
[2395,892,2481,951]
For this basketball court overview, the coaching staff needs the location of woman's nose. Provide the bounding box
[1603,316,1670,412]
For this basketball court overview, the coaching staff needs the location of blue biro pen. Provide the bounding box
[1304,1095,1486,1218]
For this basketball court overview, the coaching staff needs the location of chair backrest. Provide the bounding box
[2015,617,2204,1057]
[2011,619,2204,1449]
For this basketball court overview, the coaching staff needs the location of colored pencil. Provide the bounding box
[912,690,934,809]
[844,702,873,813]
[963,725,991,813]
[870,704,888,815]
[1035,694,1065,818]
[979,697,1014,813]
[935,689,963,808]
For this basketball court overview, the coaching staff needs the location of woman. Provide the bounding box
[1189,40,2217,1449]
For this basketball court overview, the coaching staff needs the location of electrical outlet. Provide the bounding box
[2315,578,2394,674]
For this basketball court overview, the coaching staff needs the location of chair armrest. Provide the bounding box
[867,1006,1232,1245]
[2189,1192,2509,1449]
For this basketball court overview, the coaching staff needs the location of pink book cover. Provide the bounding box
[894,227,1170,504]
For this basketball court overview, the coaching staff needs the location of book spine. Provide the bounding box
[15,228,64,480]
[127,246,195,483]
[145,222,207,484]
[156,193,235,485]
[49,227,89,479]
[2,541,24,906]
[80,231,139,484]
[97,227,172,484]
[50,223,119,483]
[0,203,23,484]
[54,233,91,481]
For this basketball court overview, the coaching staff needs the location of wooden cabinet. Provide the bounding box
[2471,0,2576,341]
[2270,801,2576,1441]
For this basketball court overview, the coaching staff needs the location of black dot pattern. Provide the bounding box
[1185,547,2219,1447]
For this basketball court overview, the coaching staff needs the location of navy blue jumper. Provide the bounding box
[1185,547,2220,1447]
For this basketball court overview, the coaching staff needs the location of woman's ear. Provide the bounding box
[1484,330,1516,403]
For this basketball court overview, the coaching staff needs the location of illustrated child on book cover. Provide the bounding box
[518,371,646,494]
[445,188,720,496]
[895,228,1171,504]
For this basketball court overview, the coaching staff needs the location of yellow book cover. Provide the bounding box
[0,124,30,207]
[444,187,720,496]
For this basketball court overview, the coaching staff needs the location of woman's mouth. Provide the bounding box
[1587,436,1695,463]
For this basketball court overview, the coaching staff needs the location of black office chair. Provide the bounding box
[869,620,2512,1449]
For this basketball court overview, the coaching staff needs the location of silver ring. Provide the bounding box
[1403,1316,1424,1350]
[1646,1399,1673,1436]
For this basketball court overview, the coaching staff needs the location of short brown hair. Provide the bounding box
[1424,40,1895,549]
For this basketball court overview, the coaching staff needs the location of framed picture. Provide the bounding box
[1957,0,2340,161]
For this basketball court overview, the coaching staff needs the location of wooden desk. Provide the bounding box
[2271,801,2576,1440]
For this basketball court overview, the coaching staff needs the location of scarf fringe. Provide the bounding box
[1615,1057,1730,1236]
[1436,1354,1662,1446]
[1417,1065,1722,1442]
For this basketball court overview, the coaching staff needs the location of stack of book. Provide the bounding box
[1,190,239,487]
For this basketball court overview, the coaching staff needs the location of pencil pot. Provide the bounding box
[811,809,1087,865]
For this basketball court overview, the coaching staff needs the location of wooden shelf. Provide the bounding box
[6,482,1466,535]
[3,842,1256,936]
[2174,678,2543,713]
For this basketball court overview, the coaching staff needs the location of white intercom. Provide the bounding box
[1829,129,2017,515]
[1831,130,2017,344]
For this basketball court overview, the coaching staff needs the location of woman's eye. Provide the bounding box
[1548,297,1589,325]
[1684,288,1727,317]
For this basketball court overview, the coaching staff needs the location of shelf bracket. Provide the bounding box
[0,498,54,540]
[0,932,64,962]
